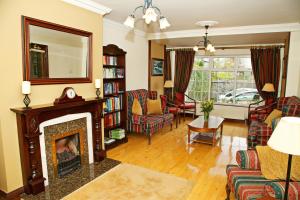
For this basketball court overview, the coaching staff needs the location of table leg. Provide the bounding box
[220,123,224,147]
[212,131,216,146]
[188,127,190,144]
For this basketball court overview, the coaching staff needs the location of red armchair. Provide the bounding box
[160,95,180,128]
[174,92,196,121]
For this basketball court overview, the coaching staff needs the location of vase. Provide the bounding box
[204,112,210,121]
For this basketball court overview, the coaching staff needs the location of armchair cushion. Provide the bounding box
[132,98,143,115]
[264,109,282,127]
[147,99,163,115]
[265,181,300,200]
[236,150,260,170]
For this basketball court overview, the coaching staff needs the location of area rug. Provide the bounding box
[62,163,194,200]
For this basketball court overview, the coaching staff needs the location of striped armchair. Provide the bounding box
[126,89,173,144]
[226,150,300,200]
[248,96,300,149]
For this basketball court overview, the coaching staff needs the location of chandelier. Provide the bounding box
[193,21,218,53]
[124,0,170,30]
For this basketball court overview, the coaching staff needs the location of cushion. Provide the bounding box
[256,146,300,180]
[132,98,142,115]
[264,109,282,127]
[236,150,260,170]
[179,103,195,109]
[265,181,300,200]
[147,99,163,115]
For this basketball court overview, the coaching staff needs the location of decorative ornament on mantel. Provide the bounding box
[22,81,31,108]
[124,0,170,30]
[95,79,101,99]
[193,21,218,55]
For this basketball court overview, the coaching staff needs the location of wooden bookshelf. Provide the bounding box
[103,44,127,150]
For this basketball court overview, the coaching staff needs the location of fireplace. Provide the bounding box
[53,130,83,177]
[11,90,106,195]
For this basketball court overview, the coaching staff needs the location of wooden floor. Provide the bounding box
[107,118,248,200]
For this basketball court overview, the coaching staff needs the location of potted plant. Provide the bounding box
[201,100,214,121]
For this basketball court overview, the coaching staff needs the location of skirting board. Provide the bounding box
[0,187,24,199]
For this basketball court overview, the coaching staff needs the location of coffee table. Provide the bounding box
[187,116,224,146]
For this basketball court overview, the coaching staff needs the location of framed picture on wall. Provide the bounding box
[151,58,164,76]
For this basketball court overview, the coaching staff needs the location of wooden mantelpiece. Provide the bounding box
[11,98,106,195]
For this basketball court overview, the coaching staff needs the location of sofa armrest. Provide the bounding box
[264,181,300,199]
[236,150,261,170]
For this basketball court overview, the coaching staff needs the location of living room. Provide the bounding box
[0,0,300,199]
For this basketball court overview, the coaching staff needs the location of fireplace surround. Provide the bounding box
[11,91,106,195]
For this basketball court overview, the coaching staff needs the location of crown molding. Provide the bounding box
[103,18,147,38]
[62,0,112,15]
[147,23,300,40]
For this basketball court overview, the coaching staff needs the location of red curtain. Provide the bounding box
[164,50,172,82]
[174,49,195,93]
[251,47,281,100]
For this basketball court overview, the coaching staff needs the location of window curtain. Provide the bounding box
[174,49,195,93]
[251,47,281,100]
[164,50,172,82]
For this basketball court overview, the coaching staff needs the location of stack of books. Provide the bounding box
[104,137,115,145]
[109,129,125,140]
[103,56,117,65]
[103,68,124,79]
[104,82,120,95]
[104,96,123,113]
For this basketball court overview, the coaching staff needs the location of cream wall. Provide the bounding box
[0,0,102,193]
[150,41,165,95]
[286,31,300,96]
[103,19,148,91]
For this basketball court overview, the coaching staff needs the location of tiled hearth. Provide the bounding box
[21,158,120,200]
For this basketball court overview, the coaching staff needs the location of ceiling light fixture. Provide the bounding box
[124,0,170,30]
[193,21,218,54]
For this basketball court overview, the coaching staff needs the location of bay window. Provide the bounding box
[186,55,259,105]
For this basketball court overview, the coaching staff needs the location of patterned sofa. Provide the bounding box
[126,89,173,144]
[226,150,300,200]
[248,96,300,149]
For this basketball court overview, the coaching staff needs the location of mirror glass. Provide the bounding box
[29,25,88,79]
[23,16,92,85]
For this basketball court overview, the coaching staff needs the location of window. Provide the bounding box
[186,55,259,105]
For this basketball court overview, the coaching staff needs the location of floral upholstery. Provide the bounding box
[248,96,300,149]
[126,89,173,144]
[226,150,300,200]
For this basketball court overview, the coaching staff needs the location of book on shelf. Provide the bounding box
[103,95,123,113]
[103,68,124,79]
[104,137,116,144]
[104,112,121,127]
[103,55,117,65]
[104,82,120,95]
[109,128,125,140]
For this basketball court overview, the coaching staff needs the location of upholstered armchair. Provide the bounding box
[126,89,173,144]
[160,95,180,128]
[174,92,196,120]
[226,150,300,200]
[248,96,300,149]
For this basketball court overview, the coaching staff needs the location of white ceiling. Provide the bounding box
[94,0,300,33]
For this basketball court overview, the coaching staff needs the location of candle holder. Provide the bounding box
[96,88,101,99]
[23,94,31,108]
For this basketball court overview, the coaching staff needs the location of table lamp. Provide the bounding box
[22,81,31,108]
[262,83,275,104]
[164,80,173,100]
[267,117,300,200]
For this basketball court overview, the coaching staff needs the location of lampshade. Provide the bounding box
[262,83,275,92]
[268,117,300,156]
[159,17,170,29]
[143,7,157,24]
[124,15,135,28]
[164,80,173,88]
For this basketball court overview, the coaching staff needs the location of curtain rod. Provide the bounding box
[166,44,285,51]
